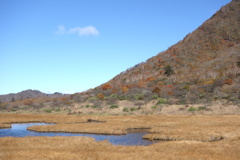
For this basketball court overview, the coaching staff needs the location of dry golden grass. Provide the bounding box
[0,113,240,159]
[0,113,101,124]
[1,136,240,160]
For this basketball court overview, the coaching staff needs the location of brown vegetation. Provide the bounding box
[0,113,240,159]
[0,136,239,160]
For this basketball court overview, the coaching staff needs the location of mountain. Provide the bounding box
[81,0,240,104]
[0,90,67,102]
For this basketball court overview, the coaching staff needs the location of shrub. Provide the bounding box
[87,96,98,102]
[164,65,174,76]
[224,79,233,85]
[130,108,136,112]
[119,95,127,100]
[178,100,187,105]
[122,87,129,93]
[152,87,160,94]
[182,85,190,91]
[123,107,129,112]
[188,106,206,112]
[109,94,118,98]
[102,84,112,90]
[11,108,17,112]
[55,108,61,112]
[44,108,52,113]
[146,77,155,82]
[237,61,240,67]
[188,107,197,112]
[156,98,167,105]
[198,106,206,111]
[151,95,159,100]
[151,106,158,110]
[134,94,144,100]
[110,105,118,109]
[97,93,105,100]
[91,105,101,109]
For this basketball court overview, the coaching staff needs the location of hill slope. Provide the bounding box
[0,90,67,102]
[84,0,240,104]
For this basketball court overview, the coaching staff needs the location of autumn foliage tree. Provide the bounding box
[146,77,155,82]
[122,86,129,94]
[97,93,105,100]
[152,87,161,95]
[102,84,112,90]
[224,79,233,85]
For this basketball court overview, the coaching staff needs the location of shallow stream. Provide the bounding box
[0,123,157,146]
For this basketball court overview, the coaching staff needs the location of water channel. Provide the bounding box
[0,123,157,146]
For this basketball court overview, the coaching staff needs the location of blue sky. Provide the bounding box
[0,0,231,95]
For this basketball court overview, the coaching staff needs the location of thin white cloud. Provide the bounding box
[55,25,66,35]
[68,26,99,36]
[55,25,99,36]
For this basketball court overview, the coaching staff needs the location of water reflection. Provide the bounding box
[0,123,157,146]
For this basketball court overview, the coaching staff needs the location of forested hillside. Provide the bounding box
[86,0,240,104]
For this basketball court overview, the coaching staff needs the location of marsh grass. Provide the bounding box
[0,134,240,160]
[0,114,240,159]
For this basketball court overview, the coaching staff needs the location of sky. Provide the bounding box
[0,0,232,95]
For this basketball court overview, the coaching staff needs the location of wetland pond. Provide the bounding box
[0,123,157,146]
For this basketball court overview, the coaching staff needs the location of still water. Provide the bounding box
[0,123,157,146]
